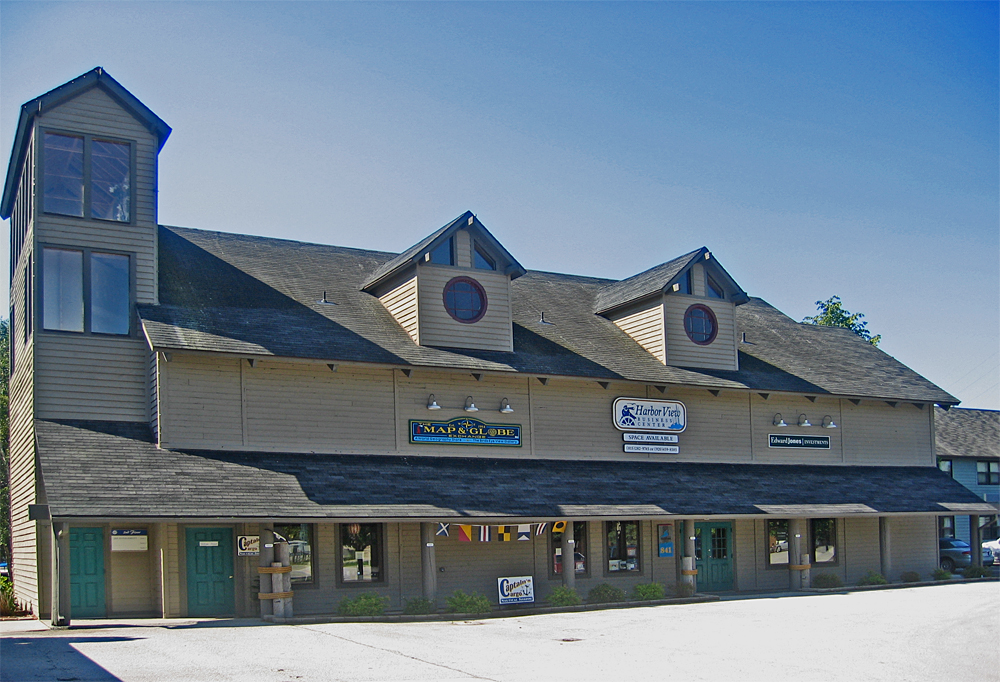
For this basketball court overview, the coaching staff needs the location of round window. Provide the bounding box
[684,304,718,345]
[443,276,488,324]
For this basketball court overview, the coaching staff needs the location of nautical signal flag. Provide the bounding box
[552,521,568,533]
[436,523,450,537]
[497,526,513,542]
[535,523,548,535]
[458,525,473,542]
[517,525,531,541]
[479,525,491,542]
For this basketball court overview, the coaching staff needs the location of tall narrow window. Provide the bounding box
[273,524,314,586]
[43,133,84,217]
[90,140,131,222]
[43,248,84,332]
[978,461,999,485]
[23,261,32,343]
[90,252,130,334]
[551,522,588,576]
[41,246,131,335]
[767,519,789,566]
[340,523,383,583]
[606,521,640,573]
[811,518,837,564]
[939,516,955,539]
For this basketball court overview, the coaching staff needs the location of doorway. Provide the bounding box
[694,522,734,592]
[70,527,106,618]
[185,528,235,616]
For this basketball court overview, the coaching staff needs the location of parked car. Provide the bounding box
[983,539,1000,565]
[939,538,993,572]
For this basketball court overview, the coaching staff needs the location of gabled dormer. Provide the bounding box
[362,212,526,352]
[595,247,749,371]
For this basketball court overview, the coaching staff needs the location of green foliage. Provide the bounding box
[856,570,888,586]
[402,597,434,615]
[445,590,492,614]
[811,573,844,588]
[962,566,992,579]
[337,592,389,616]
[899,571,921,583]
[803,296,881,346]
[674,582,696,598]
[0,575,27,617]
[931,568,952,581]
[630,582,666,601]
[546,585,582,607]
[586,583,626,604]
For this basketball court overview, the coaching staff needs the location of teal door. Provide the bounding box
[70,527,106,618]
[185,528,235,616]
[694,522,734,592]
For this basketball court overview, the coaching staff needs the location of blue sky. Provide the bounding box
[1,2,997,409]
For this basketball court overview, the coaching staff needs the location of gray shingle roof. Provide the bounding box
[935,407,1000,460]
[137,224,957,404]
[36,420,994,519]
[593,248,704,314]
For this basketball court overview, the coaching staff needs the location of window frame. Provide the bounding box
[810,518,838,566]
[683,303,718,346]
[938,459,953,477]
[977,460,999,486]
[473,243,497,271]
[706,274,725,299]
[939,515,955,539]
[766,519,790,568]
[427,237,455,266]
[336,522,386,586]
[604,520,642,576]
[39,128,136,225]
[442,276,488,324]
[39,243,135,337]
[272,523,317,588]
[548,521,589,579]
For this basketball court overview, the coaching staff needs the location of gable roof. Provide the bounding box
[593,247,749,315]
[1,67,171,219]
[935,407,1000,460]
[137,225,958,404]
[360,211,527,291]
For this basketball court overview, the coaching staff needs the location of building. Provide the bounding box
[3,69,993,623]
[935,407,1000,547]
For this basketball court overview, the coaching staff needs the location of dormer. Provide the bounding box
[362,212,526,352]
[595,247,749,371]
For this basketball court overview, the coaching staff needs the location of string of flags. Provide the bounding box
[436,521,568,542]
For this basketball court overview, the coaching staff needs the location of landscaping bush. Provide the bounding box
[587,583,626,604]
[0,577,29,617]
[856,570,888,586]
[811,573,844,588]
[403,597,434,615]
[446,590,492,614]
[962,566,992,579]
[674,582,696,598]
[337,592,389,617]
[630,582,666,601]
[899,571,921,583]
[546,585,582,607]
[931,568,952,581]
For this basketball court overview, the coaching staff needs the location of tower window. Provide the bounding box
[43,131,131,223]
[474,245,496,271]
[428,237,454,265]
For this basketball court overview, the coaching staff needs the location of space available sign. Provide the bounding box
[613,398,686,433]
[111,529,148,552]
[768,434,830,449]
[497,576,534,604]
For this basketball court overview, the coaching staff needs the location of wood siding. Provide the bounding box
[841,400,933,466]
[9,128,34,272]
[416,264,513,352]
[663,294,738,371]
[455,229,472,268]
[750,393,844,464]
[379,275,419,344]
[887,516,937,581]
[610,303,665,363]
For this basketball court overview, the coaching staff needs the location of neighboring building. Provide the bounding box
[935,407,1000,544]
[3,69,993,623]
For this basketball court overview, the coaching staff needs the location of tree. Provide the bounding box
[803,296,881,346]
[0,318,9,569]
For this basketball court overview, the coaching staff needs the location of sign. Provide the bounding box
[623,433,678,443]
[768,434,830,449]
[199,541,219,547]
[624,444,679,454]
[658,524,674,558]
[237,535,260,556]
[410,418,521,446]
[613,398,686,433]
[111,529,147,552]
[497,576,535,604]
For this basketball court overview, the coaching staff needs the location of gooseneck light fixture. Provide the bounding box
[773,413,787,427]
[426,394,441,410]
[822,415,838,428]
[797,414,812,427]
[464,396,479,413]
[499,398,514,414]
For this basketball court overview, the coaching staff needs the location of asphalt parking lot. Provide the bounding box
[2,582,998,682]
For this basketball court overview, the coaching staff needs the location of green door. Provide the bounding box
[694,522,734,592]
[70,527,106,618]
[185,528,235,616]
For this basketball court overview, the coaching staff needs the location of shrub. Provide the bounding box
[446,590,492,614]
[856,571,888,586]
[931,568,952,581]
[962,566,992,579]
[587,583,626,604]
[403,597,434,615]
[811,573,844,588]
[547,585,582,607]
[0,576,28,617]
[630,583,666,601]
[899,571,921,583]
[337,592,389,617]
[674,582,696,598]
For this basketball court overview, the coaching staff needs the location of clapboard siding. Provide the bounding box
[888,516,936,580]
[843,517,880,583]
[434,526,538,604]
[841,400,932,466]
[160,355,243,448]
[750,394,843,464]
[734,519,758,590]
[417,264,512,352]
[671,387,752,462]
[148,351,158,438]
[532,380,640,458]
[10,129,34,269]
[455,229,472,267]
[109,523,155,615]
[379,275,419,343]
[664,295,738,370]
[33,335,149,421]
[611,303,665,363]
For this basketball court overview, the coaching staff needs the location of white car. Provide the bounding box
[983,539,1000,565]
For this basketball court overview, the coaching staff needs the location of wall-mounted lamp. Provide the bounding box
[426,394,441,410]
[464,396,479,413]
[499,398,514,414]
[797,414,812,427]
[773,413,787,427]
[822,415,837,428]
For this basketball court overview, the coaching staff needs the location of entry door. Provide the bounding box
[70,527,107,618]
[694,522,734,592]
[185,528,235,616]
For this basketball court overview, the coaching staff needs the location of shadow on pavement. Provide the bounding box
[0,636,139,682]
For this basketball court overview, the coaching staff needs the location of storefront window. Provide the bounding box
[811,518,837,564]
[606,521,640,573]
[767,519,789,566]
[939,516,955,539]
[273,524,313,585]
[340,523,383,583]
[551,522,587,576]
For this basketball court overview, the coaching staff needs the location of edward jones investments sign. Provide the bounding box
[613,398,687,433]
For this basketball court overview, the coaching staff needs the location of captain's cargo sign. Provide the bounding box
[410,418,521,446]
[613,398,687,433]
[497,576,534,604]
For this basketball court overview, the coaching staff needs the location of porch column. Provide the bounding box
[682,519,697,593]
[420,523,438,602]
[788,518,803,590]
[50,522,71,627]
[970,515,982,567]
[258,527,274,618]
[561,522,576,591]
[879,517,892,578]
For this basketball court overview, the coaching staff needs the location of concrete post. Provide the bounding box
[258,528,274,618]
[970,515,982,567]
[561,522,576,591]
[420,523,438,603]
[788,518,803,590]
[682,519,697,593]
[272,541,292,620]
[879,517,892,579]
[50,522,71,627]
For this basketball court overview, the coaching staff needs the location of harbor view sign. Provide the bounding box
[410,418,521,446]
[613,398,687,433]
